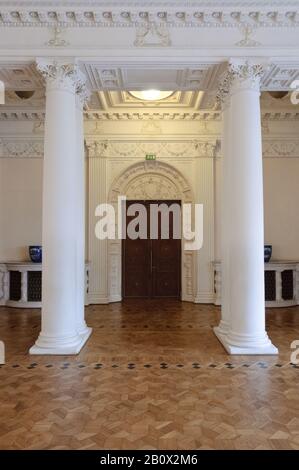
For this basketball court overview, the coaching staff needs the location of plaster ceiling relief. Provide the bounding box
[0,64,44,91]
[141,120,162,134]
[81,63,223,92]
[134,22,171,47]
[89,90,203,111]
[235,23,261,47]
[262,64,299,91]
[0,60,299,121]
[0,4,299,29]
[4,89,45,107]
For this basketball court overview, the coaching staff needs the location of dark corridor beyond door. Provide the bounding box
[122,200,181,299]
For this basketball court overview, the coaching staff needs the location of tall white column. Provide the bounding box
[214,92,231,336]
[30,59,91,355]
[215,60,278,355]
[75,96,91,336]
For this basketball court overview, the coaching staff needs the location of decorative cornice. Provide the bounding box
[0,110,46,121]
[84,111,222,121]
[1,109,299,122]
[0,4,299,28]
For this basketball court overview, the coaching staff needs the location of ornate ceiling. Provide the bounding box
[0,2,299,120]
[0,1,299,29]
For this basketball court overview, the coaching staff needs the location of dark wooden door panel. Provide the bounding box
[123,238,150,298]
[122,200,181,299]
[152,238,181,298]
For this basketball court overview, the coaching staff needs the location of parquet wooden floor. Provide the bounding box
[0,300,299,450]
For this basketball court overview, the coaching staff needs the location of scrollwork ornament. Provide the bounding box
[36,60,90,105]
[217,60,266,107]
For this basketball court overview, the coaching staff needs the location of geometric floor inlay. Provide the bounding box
[1,300,299,450]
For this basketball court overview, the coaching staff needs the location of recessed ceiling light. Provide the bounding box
[129,90,174,101]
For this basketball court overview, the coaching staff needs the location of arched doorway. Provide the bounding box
[107,160,195,302]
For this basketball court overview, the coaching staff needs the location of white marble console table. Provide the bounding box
[214,260,299,308]
[0,262,90,308]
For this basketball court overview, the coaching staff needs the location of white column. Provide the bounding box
[215,60,278,355]
[75,96,91,336]
[214,95,231,336]
[30,59,91,355]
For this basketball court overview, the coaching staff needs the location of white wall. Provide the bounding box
[263,158,299,260]
[214,155,299,262]
[0,158,42,261]
[1,115,299,303]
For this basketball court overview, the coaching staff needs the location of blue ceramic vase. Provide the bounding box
[264,245,272,263]
[29,245,42,263]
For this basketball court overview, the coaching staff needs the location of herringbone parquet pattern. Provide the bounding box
[0,300,299,450]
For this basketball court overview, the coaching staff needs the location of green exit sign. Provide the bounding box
[145,154,156,160]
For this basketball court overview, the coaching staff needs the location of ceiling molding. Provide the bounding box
[0,3,299,28]
[1,108,299,122]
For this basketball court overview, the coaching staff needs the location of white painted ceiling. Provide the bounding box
[0,1,299,119]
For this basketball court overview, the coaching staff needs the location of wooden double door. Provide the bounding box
[122,200,181,299]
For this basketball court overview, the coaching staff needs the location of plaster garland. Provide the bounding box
[262,140,299,157]
[2,137,298,159]
[0,138,44,157]
[86,140,219,159]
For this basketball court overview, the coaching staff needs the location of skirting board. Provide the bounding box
[194,292,215,304]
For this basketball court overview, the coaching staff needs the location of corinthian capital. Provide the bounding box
[36,58,89,105]
[217,59,267,106]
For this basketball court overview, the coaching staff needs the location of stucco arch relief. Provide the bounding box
[108,160,195,302]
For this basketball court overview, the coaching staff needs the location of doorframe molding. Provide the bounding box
[108,160,195,302]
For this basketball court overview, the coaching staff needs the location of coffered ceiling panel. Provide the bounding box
[81,63,223,92]
[0,60,299,121]
[0,63,44,90]
[87,90,203,111]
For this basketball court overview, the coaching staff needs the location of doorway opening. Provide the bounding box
[122,200,181,299]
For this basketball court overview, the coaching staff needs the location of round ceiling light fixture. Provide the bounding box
[267,91,289,99]
[14,90,35,100]
[129,90,174,101]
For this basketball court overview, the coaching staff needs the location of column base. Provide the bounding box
[214,321,229,337]
[214,328,278,355]
[29,328,92,355]
[77,324,92,337]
